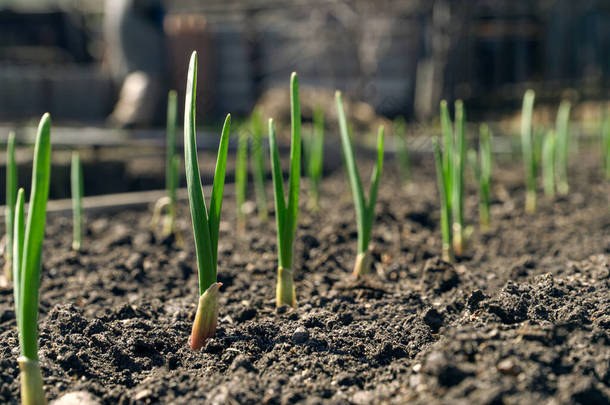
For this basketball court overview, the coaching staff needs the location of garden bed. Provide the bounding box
[0,150,609,404]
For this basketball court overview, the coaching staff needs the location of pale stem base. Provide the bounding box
[190,282,222,351]
[525,191,536,214]
[18,356,46,405]
[276,266,296,308]
[452,223,464,257]
[441,243,453,263]
[352,251,372,278]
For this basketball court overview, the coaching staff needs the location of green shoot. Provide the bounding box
[602,111,610,180]
[183,51,230,350]
[393,116,410,185]
[165,90,179,235]
[304,105,324,211]
[250,107,268,221]
[4,131,17,281]
[71,152,84,251]
[269,72,301,307]
[542,130,556,198]
[335,91,384,278]
[14,112,52,405]
[451,101,466,256]
[555,101,571,195]
[470,124,492,230]
[433,138,453,262]
[440,100,453,212]
[235,128,248,231]
[152,90,180,238]
[520,89,536,214]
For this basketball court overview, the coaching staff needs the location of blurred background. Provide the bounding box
[1,0,609,126]
[0,0,609,201]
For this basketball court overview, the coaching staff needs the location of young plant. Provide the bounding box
[470,124,492,230]
[433,138,453,262]
[542,130,556,198]
[183,51,231,350]
[393,115,410,185]
[250,107,268,221]
[152,90,180,237]
[71,152,84,251]
[304,105,324,210]
[451,101,466,256]
[335,91,384,278]
[235,127,248,231]
[269,72,301,307]
[440,100,453,214]
[602,112,610,180]
[4,131,17,281]
[555,101,571,195]
[14,113,52,405]
[520,89,536,214]
[165,90,179,234]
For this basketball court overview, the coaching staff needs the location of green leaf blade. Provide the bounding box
[268,119,287,267]
[209,114,231,264]
[183,51,216,295]
[335,91,366,253]
[20,113,52,361]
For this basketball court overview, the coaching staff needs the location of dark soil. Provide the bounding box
[1,152,609,405]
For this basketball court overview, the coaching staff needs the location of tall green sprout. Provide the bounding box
[393,116,410,185]
[438,100,466,257]
[451,101,466,256]
[440,101,453,214]
[165,90,179,234]
[14,113,52,405]
[250,108,268,221]
[335,91,384,278]
[542,130,556,198]
[4,131,17,281]
[304,105,324,210]
[520,89,536,214]
[183,51,231,350]
[269,72,301,307]
[235,128,248,231]
[555,101,571,195]
[71,152,83,251]
[152,90,180,237]
[433,138,452,262]
[602,112,610,180]
[471,124,492,230]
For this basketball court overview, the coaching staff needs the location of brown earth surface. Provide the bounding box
[1,151,609,404]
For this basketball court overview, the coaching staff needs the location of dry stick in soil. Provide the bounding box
[14,113,52,405]
[335,91,384,278]
[269,72,301,308]
[520,89,536,214]
[4,131,17,282]
[71,152,84,251]
[183,51,231,350]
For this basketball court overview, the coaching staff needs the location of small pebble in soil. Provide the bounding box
[292,326,309,344]
[497,358,521,376]
[422,308,444,333]
[50,391,101,405]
